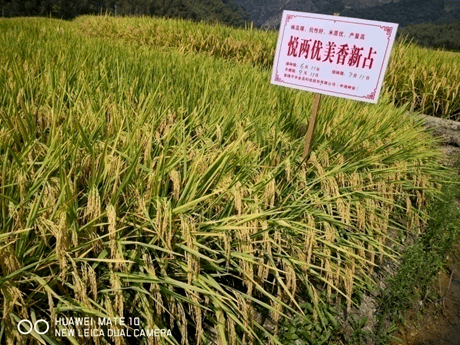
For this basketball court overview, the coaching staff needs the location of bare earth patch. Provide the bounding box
[391,242,460,345]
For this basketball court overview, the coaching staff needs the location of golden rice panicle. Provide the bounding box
[155,199,173,251]
[215,124,222,142]
[35,216,51,248]
[285,158,292,182]
[308,151,324,177]
[47,290,56,333]
[233,181,243,216]
[139,294,157,345]
[169,300,177,332]
[105,294,126,345]
[356,238,366,262]
[106,153,123,189]
[0,248,21,276]
[181,216,199,285]
[298,165,307,189]
[238,228,254,296]
[216,307,227,345]
[4,320,21,345]
[304,225,315,270]
[85,186,101,221]
[323,223,335,299]
[1,284,27,320]
[72,269,89,307]
[336,193,351,225]
[110,269,124,318]
[355,200,366,231]
[18,169,27,204]
[270,287,284,337]
[350,171,362,190]
[343,261,355,313]
[55,212,70,273]
[107,203,123,269]
[264,178,276,208]
[134,187,146,216]
[145,168,157,202]
[187,290,203,345]
[224,228,232,268]
[227,317,237,345]
[85,263,98,301]
[169,169,181,200]
[237,294,254,345]
[7,201,20,232]
[334,253,343,299]
[366,199,376,232]
[285,263,297,302]
[257,220,271,281]
[42,178,60,218]
[143,253,164,317]
[178,302,188,345]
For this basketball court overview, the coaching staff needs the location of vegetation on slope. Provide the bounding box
[397,20,460,51]
[0,0,250,27]
[0,16,454,345]
[374,182,460,344]
[340,0,460,28]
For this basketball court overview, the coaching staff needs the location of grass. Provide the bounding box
[0,16,455,345]
[372,179,460,345]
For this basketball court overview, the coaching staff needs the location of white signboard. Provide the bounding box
[271,11,398,103]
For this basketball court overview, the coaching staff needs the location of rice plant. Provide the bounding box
[0,17,452,345]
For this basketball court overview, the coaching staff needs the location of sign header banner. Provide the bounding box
[271,11,398,103]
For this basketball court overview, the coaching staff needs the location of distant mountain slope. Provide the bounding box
[398,19,460,51]
[229,0,318,28]
[230,0,397,27]
[341,0,460,27]
[231,0,460,28]
[0,0,251,27]
[149,0,251,26]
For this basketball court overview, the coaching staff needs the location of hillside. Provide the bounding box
[231,0,460,28]
[231,0,395,27]
[0,0,251,26]
[341,0,460,28]
[398,20,460,51]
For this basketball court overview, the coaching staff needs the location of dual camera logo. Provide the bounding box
[17,319,50,335]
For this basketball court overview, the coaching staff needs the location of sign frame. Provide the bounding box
[271,11,398,104]
[270,11,399,159]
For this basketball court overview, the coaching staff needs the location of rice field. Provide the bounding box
[75,15,460,120]
[385,37,460,120]
[0,16,454,345]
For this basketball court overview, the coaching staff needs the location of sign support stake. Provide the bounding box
[302,93,321,160]
[302,13,336,161]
